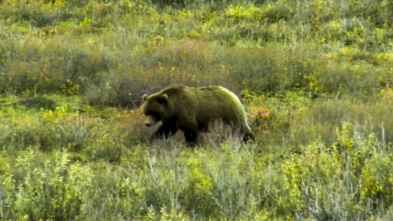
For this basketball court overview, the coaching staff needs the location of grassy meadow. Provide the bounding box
[2,0,393,220]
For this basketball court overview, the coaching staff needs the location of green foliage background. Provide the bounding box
[1,0,393,220]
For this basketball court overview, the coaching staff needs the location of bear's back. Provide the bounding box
[195,86,247,125]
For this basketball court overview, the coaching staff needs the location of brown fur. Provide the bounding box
[142,84,254,145]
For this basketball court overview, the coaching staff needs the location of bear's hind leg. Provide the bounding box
[242,132,255,143]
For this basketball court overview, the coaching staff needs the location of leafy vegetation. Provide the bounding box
[1,0,393,220]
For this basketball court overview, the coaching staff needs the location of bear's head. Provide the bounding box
[142,93,172,127]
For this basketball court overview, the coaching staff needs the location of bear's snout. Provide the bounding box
[145,115,158,127]
[145,122,153,127]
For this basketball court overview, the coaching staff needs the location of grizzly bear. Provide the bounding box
[141,84,254,145]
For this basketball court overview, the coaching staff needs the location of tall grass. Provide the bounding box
[1,0,393,220]
[1,0,392,105]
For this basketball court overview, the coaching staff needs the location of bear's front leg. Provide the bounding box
[153,121,178,139]
[181,124,199,146]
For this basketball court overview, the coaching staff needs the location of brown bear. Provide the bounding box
[141,84,254,145]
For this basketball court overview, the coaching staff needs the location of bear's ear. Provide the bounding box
[142,94,148,101]
[158,94,168,104]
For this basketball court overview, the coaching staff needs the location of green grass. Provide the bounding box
[1,0,393,220]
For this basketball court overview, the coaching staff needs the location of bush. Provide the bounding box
[1,150,94,220]
[0,1,74,27]
[2,0,393,219]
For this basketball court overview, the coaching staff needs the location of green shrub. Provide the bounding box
[0,1,74,27]
[280,123,388,219]
[2,0,393,219]
[1,150,94,220]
